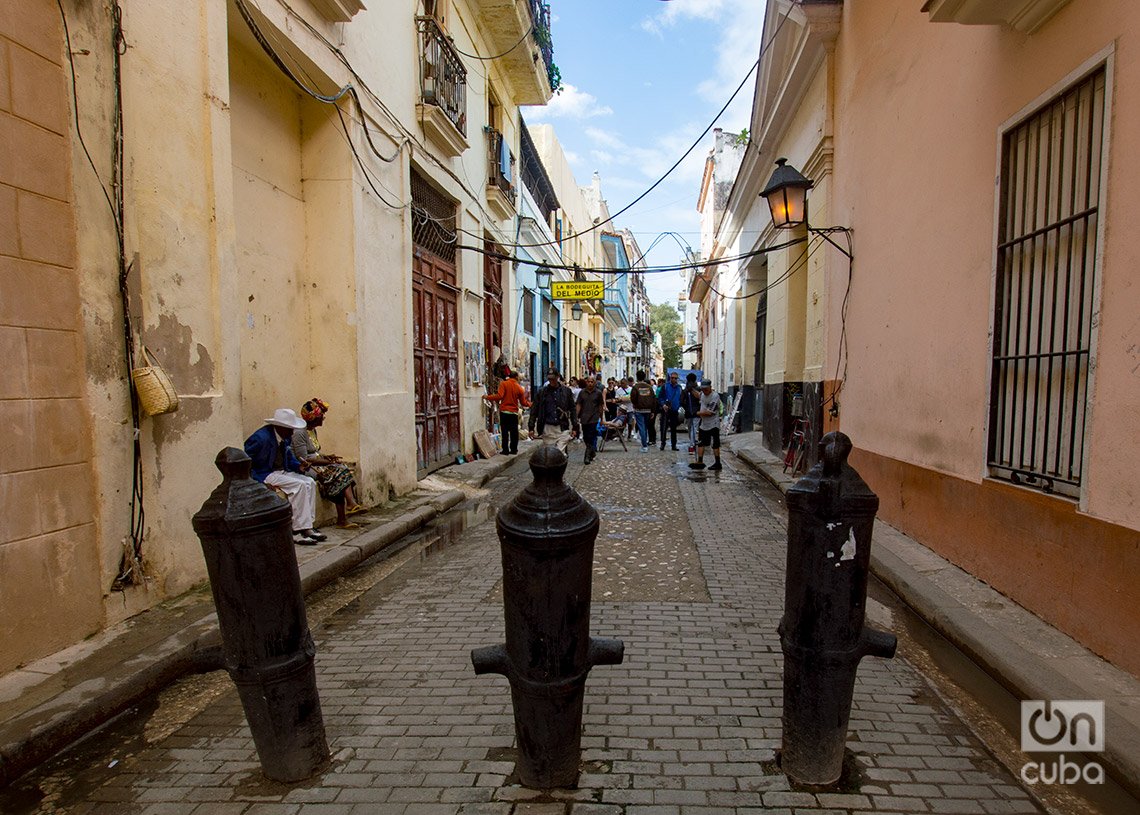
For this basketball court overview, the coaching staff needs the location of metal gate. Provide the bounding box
[411,172,460,475]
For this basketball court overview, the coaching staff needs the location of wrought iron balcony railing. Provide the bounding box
[528,0,556,89]
[417,16,467,137]
[487,127,516,201]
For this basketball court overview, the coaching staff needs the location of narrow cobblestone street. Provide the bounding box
[3,445,1042,815]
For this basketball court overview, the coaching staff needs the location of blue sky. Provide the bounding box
[523,0,768,309]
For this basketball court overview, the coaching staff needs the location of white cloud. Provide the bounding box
[523,84,613,121]
[640,0,767,129]
[585,127,626,150]
[641,0,729,35]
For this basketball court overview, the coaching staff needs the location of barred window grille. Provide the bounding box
[988,67,1106,498]
[410,170,457,264]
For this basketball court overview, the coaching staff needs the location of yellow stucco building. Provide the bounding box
[1,0,555,674]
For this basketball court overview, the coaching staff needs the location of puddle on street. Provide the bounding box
[673,458,752,484]
[0,672,218,815]
[411,501,493,561]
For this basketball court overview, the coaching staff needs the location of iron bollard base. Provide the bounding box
[234,656,329,783]
[510,683,586,789]
[780,652,857,786]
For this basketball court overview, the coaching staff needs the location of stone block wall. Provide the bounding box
[0,1,102,674]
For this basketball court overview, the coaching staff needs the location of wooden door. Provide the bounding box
[483,248,503,359]
[483,248,504,430]
[413,247,460,474]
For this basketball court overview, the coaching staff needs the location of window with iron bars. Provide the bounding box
[987,67,1106,498]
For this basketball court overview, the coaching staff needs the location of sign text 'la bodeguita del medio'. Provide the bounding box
[550,280,604,300]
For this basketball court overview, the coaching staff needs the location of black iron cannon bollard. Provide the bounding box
[471,445,624,789]
[192,447,330,783]
[779,431,897,786]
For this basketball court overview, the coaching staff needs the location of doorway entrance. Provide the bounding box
[411,171,461,475]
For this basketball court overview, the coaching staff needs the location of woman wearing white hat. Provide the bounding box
[243,408,326,544]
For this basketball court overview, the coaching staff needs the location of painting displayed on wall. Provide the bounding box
[464,341,485,387]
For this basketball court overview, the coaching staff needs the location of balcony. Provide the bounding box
[309,0,365,22]
[416,16,469,157]
[485,128,517,221]
[469,0,556,104]
[922,0,1072,32]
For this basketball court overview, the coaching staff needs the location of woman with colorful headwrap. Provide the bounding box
[292,398,366,529]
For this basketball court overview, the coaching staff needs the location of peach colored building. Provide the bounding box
[733,0,1139,676]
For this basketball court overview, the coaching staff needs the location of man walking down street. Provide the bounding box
[658,371,683,451]
[576,375,606,464]
[629,370,657,453]
[681,373,701,454]
[244,408,326,544]
[483,370,530,455]
[528,369,577,453]
[689,379,723,471]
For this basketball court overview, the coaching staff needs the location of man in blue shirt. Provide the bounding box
[244,408,326,544]
[658,371,683,451]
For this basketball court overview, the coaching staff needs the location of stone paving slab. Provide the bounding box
[0,446,1044,814]
[0,484,467,790]
[725,432,1140,801]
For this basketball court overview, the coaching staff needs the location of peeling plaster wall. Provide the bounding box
[64,0,243,626]
[36,0,533,665]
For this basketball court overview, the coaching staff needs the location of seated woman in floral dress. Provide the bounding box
[292,398,366,529]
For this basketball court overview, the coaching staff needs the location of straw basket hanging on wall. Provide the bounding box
[131,346,179,416]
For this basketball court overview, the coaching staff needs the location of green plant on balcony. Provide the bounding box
[532,15,561,94]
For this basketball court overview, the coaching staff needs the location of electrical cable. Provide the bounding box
[703,237,820,302]
[236,0,404,164]
[336,105,407,210]
[57,0,121,256]
[252,0,521,238]
[242,0,410,209]
[450,22,536,61]
[630,231,697,268]
[454,235,809,276]
[267,0,793,255]
[821,228,854,410]
[451,3,795,251]
[59,0,146,587]
[267,0,506,224]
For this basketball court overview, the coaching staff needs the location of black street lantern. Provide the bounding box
[761,158,813,229]
[536,265,552,290]
[570,301,584,320]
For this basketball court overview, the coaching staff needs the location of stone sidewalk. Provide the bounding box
[725,432,1140,803]
[0,440,1049,814]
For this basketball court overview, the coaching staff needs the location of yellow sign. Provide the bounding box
[551,280,604,300]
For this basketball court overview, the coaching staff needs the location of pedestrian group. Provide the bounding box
[485,367,724,471]
[241,373,724,548]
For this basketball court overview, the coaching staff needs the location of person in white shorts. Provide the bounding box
[244,408,326,544]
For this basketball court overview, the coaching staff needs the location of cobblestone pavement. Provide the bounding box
[3,444,1042,815]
